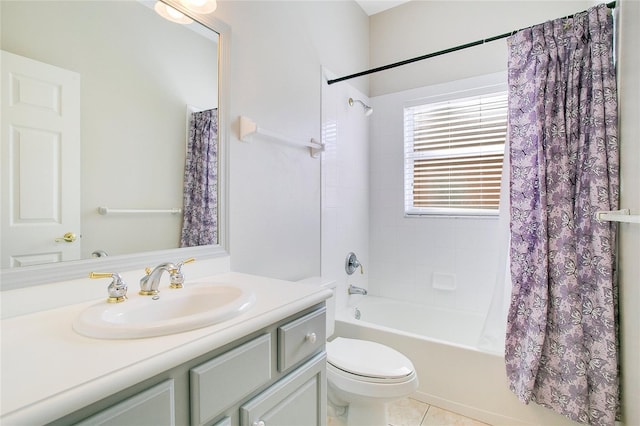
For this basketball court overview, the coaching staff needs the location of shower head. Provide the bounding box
[348,97,373,116]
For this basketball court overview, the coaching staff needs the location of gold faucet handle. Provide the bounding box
[170,258,196,289]
[176,257,196,268]
[89,272,115,280]
[89,272,127,303]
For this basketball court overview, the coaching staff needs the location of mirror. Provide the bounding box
[0,0,229,289]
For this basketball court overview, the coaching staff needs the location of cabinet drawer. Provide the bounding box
[190,334,272,426]
[75,380,175,426]
[240,352,326,426]
[277,308,325,372]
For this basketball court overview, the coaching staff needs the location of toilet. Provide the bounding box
[297,277,418,426]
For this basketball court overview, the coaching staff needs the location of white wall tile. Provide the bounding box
[369,78,507,316]
[321,73,370,314]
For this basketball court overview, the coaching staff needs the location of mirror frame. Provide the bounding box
[0,0,230,291]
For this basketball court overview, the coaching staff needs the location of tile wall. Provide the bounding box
[320,71,370,316]
[368,79,506,316]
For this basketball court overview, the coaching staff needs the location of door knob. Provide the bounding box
[55,232,77,243]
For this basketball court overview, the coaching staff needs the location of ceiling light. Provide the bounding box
[154,2,193,24]
[180,0,217,14]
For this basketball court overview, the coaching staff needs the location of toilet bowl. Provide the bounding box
[296,277,418,426]
[327,337,418,425]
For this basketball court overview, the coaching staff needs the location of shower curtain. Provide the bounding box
[504,4,619,426]
[180,108,218,247]
[477,140,511,354]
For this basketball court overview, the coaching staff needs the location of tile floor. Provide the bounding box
[328,397,490,426]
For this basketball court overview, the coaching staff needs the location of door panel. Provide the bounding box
[1,50,81,268]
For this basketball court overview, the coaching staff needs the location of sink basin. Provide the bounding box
[73,284,255,339]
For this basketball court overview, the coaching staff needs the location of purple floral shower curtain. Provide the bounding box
[505,4,619,426]
[180,108,218,247]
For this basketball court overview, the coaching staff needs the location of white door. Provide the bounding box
[1,50,81,268]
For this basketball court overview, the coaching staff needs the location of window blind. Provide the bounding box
[404,92,507,216]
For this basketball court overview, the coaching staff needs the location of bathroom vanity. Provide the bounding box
[0,272,331,425]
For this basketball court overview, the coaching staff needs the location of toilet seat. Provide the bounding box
[326,338,418,400]
[327,337,415,383]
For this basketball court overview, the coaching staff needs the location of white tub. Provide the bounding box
[334,296,578,426]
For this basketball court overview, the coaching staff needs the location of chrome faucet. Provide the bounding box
[348,284,368,295]
[139,262,176,296]
[139,258,196,295]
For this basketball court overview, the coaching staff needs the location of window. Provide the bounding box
[404,91,507,217]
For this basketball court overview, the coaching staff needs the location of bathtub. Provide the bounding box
[334,296,579,426]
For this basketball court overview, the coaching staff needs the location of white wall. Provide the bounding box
[212,1,369,280]
[369,0,600,96]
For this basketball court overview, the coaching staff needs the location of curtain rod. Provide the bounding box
[327,1,616,85]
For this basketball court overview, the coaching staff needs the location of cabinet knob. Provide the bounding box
[252,421,266,426]
[305,332,317,344]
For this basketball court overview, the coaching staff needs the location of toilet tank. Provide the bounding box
[296,277,337,337]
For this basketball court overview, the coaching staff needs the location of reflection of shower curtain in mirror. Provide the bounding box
[181,108,218,247]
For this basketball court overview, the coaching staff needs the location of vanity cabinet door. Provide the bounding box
[191,334,272,426]
[239,353,326,426]
[74,380,175,426]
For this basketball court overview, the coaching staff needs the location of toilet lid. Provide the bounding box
[326,337,415,379]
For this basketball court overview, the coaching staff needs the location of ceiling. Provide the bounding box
[355,0,410,16]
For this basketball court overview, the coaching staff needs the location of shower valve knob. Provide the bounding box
[345,252,364,275]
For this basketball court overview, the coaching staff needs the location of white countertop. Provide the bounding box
[0,272,331,425]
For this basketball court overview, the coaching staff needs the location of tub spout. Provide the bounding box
[348,285,368,295]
